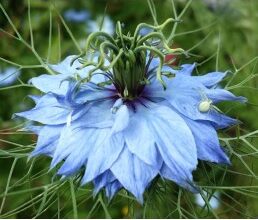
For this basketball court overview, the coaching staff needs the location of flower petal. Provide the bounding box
[193,71,227,88]
[51,127,100,169]
[160,163,198,192]
[77,100,114,128]
[81,133,124,184]
[111,104,130,134]
[111,147,158,204]
[184,118,230,164]
[0,67,20,87]
[205,88,247,103]
[123,108,161,168]
[16,94,72,125]
[31,125,62,157]
[145,75,242,128]
[93,170,116,196]
[105,180,122,200]
[29,74,70,95]
[147,105,198,183]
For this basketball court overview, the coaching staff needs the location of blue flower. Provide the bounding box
[16,54,246,203]
[64,9,90,23]
[87,16,115,35]
[0,67,20,87]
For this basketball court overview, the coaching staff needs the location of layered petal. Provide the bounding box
[146,105,198,185]
[144,74,244,128]
[31,125,62,157]
[184,118,230,164]
[193,71,227,88]
[123,106,161,168]
[111,147,158,203]
[81,132,124,184]
[160,163,198,192]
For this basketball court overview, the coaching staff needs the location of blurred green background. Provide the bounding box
[1,0,258,218]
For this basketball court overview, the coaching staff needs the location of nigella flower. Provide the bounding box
[64,9,91,23]
[0,67,20,87]
[16,19,246,203]
[87,16,114,35]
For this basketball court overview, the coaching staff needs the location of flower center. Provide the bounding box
[112,43,147,99]
[74,19,185,101]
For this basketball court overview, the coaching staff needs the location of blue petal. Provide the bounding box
[123,107,162,168]
[64,9,90,22]
[105,180,122,200]
[205,88,247,103]
[87,16,114,35]
[93,170,116,196]
[147,105,198,178]
[16,94,72,125]
[139,27,153,36]
[29,74,70,95]
[75,87,116,103]
[176,63,196,76]
[49,55,82,75]
[76,100,114,128]
[193,71,227,88]
[111,147,158,204]
[81,132,124,184]
[23,125,42,135]
[51,126,101,171]
[31,56,107,94]
[160,163,198,192]
[184,118,230,164]
[145,75,242,128]
[147,56,159,72]
[0,67,20,87]
[208,111,240,129]
[31,125,62,157]
[50,55,108,84]
[111,104,130,134]
[147,59,195,77]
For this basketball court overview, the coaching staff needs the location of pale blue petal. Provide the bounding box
[51,126,100,169]
[50,55,107,84]
[145,75,240,128]
[28,95,41,104]
[64,9,90,22]
[23,125,42,134]
[93,170,116,196]
[193,71,227,87]
[111,147,158,204]
[0,67,20,87]
[160,163,198,192]
[105,180,122,200]
[81,133,124,184]
[49,55,80,75]
[208,111,240,129]
[76,88,116,103]
[205,88,247,103]
[147,56,159,72]
[31,125,62,157]
[29,74,69,95]
[146,105,197,179]
[123,108,161,168]
[16,94,72,125]
[111,104,130,134]
[77,100,114,128]
[175,63,195,76]
[184,118,230,164]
